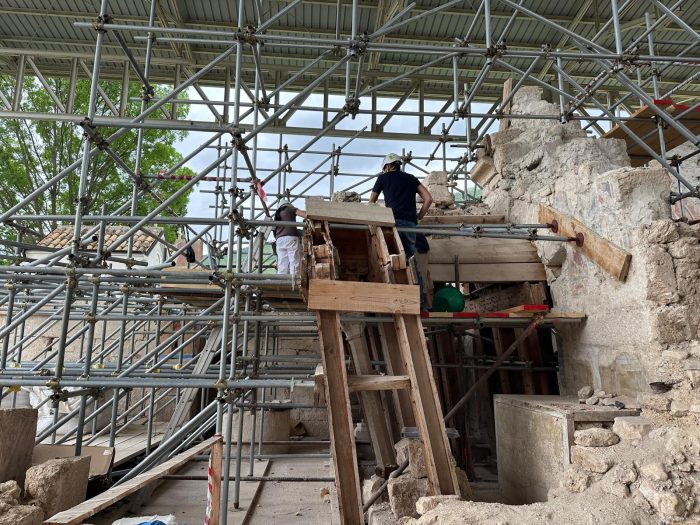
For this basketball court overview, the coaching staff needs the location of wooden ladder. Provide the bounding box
[303,201,459,524]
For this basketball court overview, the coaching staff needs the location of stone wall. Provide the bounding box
[481,86,700,398]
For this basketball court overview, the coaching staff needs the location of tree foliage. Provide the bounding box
[0,75,195,250]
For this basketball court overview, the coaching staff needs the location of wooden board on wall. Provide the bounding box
[305,199,395,226]
[427,237,541,264]
[538,205,631,281]
[429,262,546,283]
[308,280,419,314]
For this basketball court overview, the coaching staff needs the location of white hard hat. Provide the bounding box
[381,153,402,169]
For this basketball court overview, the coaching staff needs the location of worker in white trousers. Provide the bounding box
[274,201,306,275]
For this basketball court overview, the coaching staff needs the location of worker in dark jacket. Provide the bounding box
[368,153,433,257]
[369,154,433,309]
[274,201,306,275]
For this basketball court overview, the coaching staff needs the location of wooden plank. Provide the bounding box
[420,214,505,225]
[501,304,549,314]
[427,237,541,264]
[603,101,700,167]
[316,310,364,525]
[395,314,460,496]
[209,438,223,525]
[538,205,631,281]
[305,199,395,226]
[314,363,326,407]
[308,280,419,314]
[45,436,222,525]
[347,374,411,392]
[492,329,513,394]
[429,262,546,283]
[343,323,397,468]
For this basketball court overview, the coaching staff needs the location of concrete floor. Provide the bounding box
[246,456,337,525]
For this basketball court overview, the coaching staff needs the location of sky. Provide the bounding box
[176,86,495,223]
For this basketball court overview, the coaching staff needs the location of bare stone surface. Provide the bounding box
[637,393,671,412]
[387,473,429,518]
[571,445,615,474]
[395,438,427,479]
[0,408,38,487]
[25,456,91,518]
[0,505,43,525]
[573,428,620,447]
[613,417,653,440]
[415,495,461,515]
[367,501,398,525]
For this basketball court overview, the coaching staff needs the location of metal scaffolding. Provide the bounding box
[0,0,698,520]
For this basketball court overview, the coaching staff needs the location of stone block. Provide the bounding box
[638,481,686,517]
[0,505,43,525]
[570,445,615,473]
[640,462,668,482]
[577,386,593,399]
[0,480,21,501]
[415,495,461,515]
[395,438,427,479]
[560,466,590,493]
[0,408,38,487]
[573,428,620,447]
[612,416,653,440]
[387,473,429,519]
[362,474,386,504]
[423,171,454,208]
[25,456,91,518]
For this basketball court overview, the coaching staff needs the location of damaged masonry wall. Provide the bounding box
[481,86,700,402]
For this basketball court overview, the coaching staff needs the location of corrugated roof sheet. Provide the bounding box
[0,0,696,102]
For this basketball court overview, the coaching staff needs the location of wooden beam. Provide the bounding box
[308,280,420,314]
[44,436,222,525]
[347,374,411,392]
[429,262,546,283]
[343,322,397,468]
[316,310,364,525]
[378,322,417,431]
[499,78,513,131]
[305,199,395,226]
[538,205,632,281]
[395,314,461,496]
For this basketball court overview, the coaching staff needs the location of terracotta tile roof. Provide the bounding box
[38,226,163,253]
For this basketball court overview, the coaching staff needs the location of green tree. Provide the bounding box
[0,75,195,254]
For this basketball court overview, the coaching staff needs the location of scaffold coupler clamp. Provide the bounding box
[93,13,112,33]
